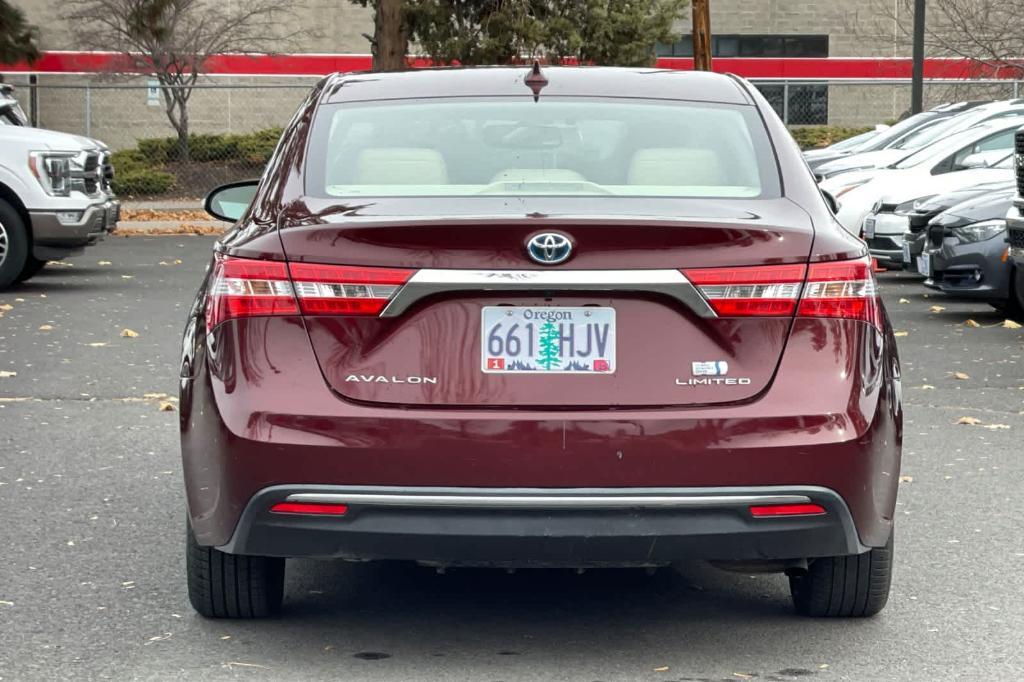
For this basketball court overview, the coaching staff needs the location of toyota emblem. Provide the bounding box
[526,232,573,265]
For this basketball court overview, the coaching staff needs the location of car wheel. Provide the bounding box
[186,521,285,618]
[16,256,47,283]
[789,530,893,617]
[0,200,30,291]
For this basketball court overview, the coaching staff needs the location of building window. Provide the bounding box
[656,34,829,59]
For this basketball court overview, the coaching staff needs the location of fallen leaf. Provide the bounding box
[982,424,1011,430]
[97,260,112,266]
[953,371,970,380]
[120,328,140,338]
[898,298,910,304]
[38,324,53,331]
[653,667,669,673]
[964,319,980,328]
[0,370,17,378]
[158,401,176,412]
[222,662,270,671]
[957,416,982,426]
[894,331,909,337]
[0,304,12,312]
[899,475,913,483]
[930,305,946,313]
[1003,319,1022,330]
[88,342,107,348]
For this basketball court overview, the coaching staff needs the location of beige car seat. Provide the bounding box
[354,148,449,185]
[627,148,727,186]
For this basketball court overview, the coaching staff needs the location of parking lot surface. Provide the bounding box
[1,236,1023,681]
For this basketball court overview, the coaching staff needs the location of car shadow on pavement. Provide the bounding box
[285,557,801,622]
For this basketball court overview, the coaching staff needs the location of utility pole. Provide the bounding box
[911,0,926,113]
[692,0,712,71]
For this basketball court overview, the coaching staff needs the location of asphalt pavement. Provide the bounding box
[1,236,1023,681]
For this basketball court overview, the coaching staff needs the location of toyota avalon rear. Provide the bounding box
[180,67,902,620]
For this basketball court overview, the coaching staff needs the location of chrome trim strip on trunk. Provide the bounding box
[285,490,811,509]
[381,268,716,318]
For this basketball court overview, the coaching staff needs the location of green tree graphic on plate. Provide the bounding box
[537,320,562,371]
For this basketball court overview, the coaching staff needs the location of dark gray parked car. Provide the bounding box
[900,179,1015,273]
[922,189,1021,315]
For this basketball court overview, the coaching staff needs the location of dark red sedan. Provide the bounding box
[180,66,902,619]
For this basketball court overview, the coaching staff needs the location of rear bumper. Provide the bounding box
[219,485,866,564]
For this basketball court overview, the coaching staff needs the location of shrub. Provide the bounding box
[136,137,177,163]
[112,167,176,196]
[789,125,874,151]
[232,127,283,165]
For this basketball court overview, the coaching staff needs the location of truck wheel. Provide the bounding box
[186,521,285,618]
[789,531,893,617]
[16,256,47,283]
[0,200,30,291]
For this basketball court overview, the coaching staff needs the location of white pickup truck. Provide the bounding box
[0,84,120,289]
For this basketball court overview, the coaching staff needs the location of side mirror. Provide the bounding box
[821,189,840,215]
[204,180,258,222]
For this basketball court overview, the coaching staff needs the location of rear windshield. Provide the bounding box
[305,97,780,199]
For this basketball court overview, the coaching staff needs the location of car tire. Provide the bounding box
[186,521,285,618]
[0,199,30,291]
[789,531,893,617]
[16,256,47,283]
[1008,266,1024,321]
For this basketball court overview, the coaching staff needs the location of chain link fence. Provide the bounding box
[4,76,1023,200]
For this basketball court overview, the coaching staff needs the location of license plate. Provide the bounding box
[481,306,616,374]
[917,252,931,276]
[902,242,911,263]
[863,217,876,239]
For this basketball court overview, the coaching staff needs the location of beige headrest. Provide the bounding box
[627,148,726,186]
[355,148,448,185]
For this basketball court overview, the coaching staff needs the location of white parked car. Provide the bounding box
[815,99,1024,180]
[820,116,1024,234]
[860,155,1013,268]
[0,106,119,289]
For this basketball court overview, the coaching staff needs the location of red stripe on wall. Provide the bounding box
[1,51,1021,79]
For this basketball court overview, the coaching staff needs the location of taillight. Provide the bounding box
[205,255,414,330]
[798,257,882,329]
[684,256,882,329]
[206,256,298,331]
[684,264,806,316]
[288,263,413,316]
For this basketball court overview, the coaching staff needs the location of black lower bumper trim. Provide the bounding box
[214,485,868,565]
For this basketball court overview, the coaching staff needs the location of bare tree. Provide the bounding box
[851,0,1024,78]
[67,0,304,160]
